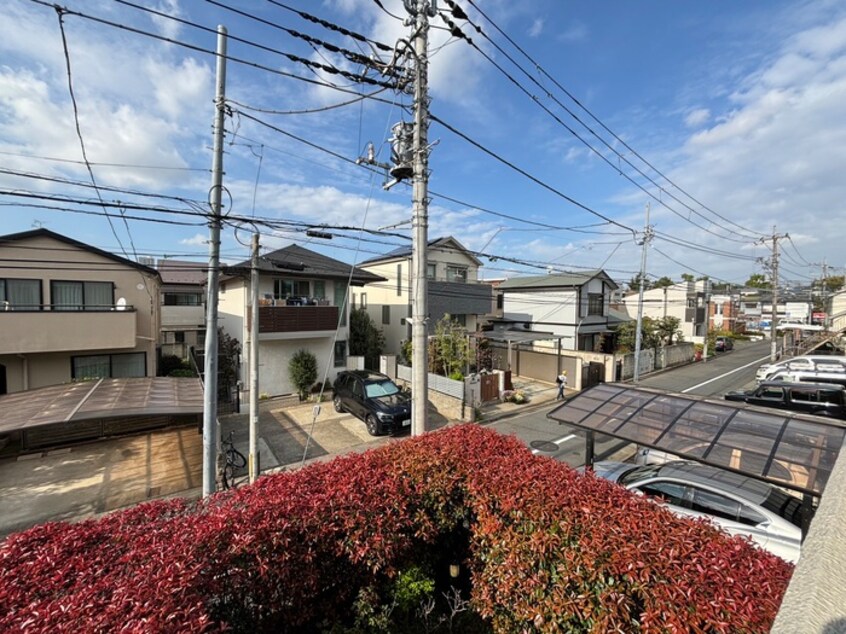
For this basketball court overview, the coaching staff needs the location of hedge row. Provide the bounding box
[0,425,793,632]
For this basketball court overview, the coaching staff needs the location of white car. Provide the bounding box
[587,460,804,563]
[756,355,846,382]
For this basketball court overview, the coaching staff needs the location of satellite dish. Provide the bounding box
[116,297,127,311]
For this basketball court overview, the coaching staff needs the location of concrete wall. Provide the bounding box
[658,342,696,368]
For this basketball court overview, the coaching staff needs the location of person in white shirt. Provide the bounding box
[556,371,568,399]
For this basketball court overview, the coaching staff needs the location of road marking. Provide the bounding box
[680,354,773,393]
[531,433,575,454]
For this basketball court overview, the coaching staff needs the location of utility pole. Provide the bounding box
[202,25,227,497]
[406,0,435,436]
[249,232,260,484]
[633,202,652,383]
[821,259,829,330]
[764,228,788,363]
[702,279,710,364]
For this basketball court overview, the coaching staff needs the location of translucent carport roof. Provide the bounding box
[547,383,846,498]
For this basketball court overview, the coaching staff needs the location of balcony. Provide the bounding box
[251,305,340,335]
[0,308,138,354]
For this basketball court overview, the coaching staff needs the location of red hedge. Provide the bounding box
[0,425,793,632]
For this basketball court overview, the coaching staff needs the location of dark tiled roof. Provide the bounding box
[359,236,481,266]
[229,244,385,286]
[498,270,618,290]
[157,260,207,285]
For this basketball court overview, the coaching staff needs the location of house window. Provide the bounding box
[313,280,325,300]
[360,293,367,309]
[382,305,390,325]
[587,293,603,316]
[351,293,356,310]
[496,294,503,309]
[426,263,437,279]
[72,352,146,380]
[0,278,41,310]
[273,279,309,300]
[334,282,347,327]
[397,264,402,296]
[452,314,466,327]
[446,266,467,283]
[163,292,202,306]
[174,331,185,344]
[51,281,113,311]
[334,340,347,367]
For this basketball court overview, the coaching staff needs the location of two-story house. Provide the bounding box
[494,270,619,352]
[357,236,494,355]
[0,229,161,395]
[623,279,710,343]
[156,259,207,361]
[218,243,385,397]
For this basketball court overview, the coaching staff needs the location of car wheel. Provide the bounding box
[365,414,380,436]
[333,395,344,413]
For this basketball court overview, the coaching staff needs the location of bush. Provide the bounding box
[501,389,527,404]
[288,349,317,401]
[0,426,792,633]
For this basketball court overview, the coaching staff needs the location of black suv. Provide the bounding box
[332,370,411,435]
[725,381,846,419]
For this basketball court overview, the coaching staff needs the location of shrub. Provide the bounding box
[0,427,792,633]
[501,389,527,404]
[288,349,317,401]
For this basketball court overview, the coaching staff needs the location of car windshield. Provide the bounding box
[365,379,401,398]
[618,464,662,486]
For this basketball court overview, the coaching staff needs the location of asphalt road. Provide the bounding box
[489,339,774,467]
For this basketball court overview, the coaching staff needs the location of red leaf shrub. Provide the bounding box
[0,425,793,632]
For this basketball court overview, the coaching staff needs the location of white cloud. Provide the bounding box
[558,22,588,43]
[149,0,183,40]
[684,108,710,128]
[528,19,544,38]
[180,233,208,246]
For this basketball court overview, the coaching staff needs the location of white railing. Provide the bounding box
[397,364,464,399]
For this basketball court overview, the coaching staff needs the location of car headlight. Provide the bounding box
[376,412,394,421]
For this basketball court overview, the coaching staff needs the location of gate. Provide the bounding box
[582,362,604,390]
[480,373,499,402]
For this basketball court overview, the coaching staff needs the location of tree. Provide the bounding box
[745,273,771,289]
[628,273,651,292]
[288,349,317,401]
[681,273,695,283]
[654,316,683,345]
[653,276,675,289]
[614,317,661,353]
[429,314,471,379]
[349,308,385,370]
[218,328,241,391]
[815,275,845,293]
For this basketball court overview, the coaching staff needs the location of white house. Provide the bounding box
[623,279,709,343]
[495,270,620,352]
[218,244,385,398]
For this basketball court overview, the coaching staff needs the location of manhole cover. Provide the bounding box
[530,440,559,453]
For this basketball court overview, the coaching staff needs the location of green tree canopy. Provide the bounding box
[428,314,471,379]
[745,273,771,289]
[628,273,651,292]
[653,276,675,289]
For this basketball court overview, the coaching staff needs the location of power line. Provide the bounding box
[452,0,766,241]
[0,149,208,172]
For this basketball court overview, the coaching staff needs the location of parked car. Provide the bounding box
[724,380,846,419]
[756,355,846,382]
[808,341,845,355]
[714,336,734,352]
[585,460,803,563]
[332,370,411,436]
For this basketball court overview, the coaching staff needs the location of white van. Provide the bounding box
[767,368,846,389]
[755,355,846,382]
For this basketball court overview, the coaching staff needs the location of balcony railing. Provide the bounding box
[252,305,340,334]
[0,305,138,354]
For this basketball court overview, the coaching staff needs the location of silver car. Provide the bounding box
[756,355,846,382]
[586,460,803,563]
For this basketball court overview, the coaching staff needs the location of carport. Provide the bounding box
[0,377,204,453]
[547,383,846,533]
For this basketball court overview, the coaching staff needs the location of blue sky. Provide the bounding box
[2,0,845,288]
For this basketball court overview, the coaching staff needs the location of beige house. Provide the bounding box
[157,259,207,360]
[218,244,384,398]
[0,229,161,395]
[357,236,494,355]
[622,279,710,343]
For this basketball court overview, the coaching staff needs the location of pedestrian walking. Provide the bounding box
[556,371,568,400]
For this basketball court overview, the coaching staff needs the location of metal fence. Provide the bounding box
[396,364,464,399]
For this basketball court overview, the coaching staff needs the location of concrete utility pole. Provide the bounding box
[821,258,829,330]
[633,202,652,383]
[406,0,435,436]
[702,280,710,364]
[202,25,227,497]
[765,228,788,363]
[248,232,260,484]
